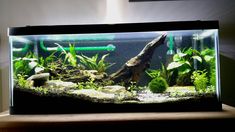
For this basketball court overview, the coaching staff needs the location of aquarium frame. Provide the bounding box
[9,21,219,35]
[8,21,222,114]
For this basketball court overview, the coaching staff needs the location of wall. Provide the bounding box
[220,55,235,106]
[0,0,106,112]
[1,0,235,111]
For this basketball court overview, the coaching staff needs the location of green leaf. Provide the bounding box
[184,61,191,66]
[179,68,191,75]
[204,55,214,62]
[173,54,180,62]
[178,52,187,57]
[146,69,161,78]
[77,53,114,73]
[167,62,184,70]
[192,56,202,63]
[178,64,191,75]
[201,49,214,56]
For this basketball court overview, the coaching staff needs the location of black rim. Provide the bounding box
[9,21,219,36]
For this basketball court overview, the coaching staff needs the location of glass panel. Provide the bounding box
[9,29,219,111]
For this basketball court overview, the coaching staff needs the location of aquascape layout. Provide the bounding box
[8,21,221,114]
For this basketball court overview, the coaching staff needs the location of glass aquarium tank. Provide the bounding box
[8,21,221,114]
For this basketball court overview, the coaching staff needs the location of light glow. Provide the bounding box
[105,0,122,23]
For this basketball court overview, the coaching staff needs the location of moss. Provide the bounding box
[148,77,168,93]
[191,70,208,92]
[17,74,32,88]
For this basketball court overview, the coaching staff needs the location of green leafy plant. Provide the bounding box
[77,54,114,73]
[210,69,216,87]
[146,63,176,86]
[176,73,192,86]
[67,44,77,67]
[201,49,216,87]
[148,77,168,93]
[167,48,202,75]
[191,70,208,92]
[166,48,215,86]
[17,74,32,88]
[127,81,144,92]
[77,78,100,90]
[55,43,77,67]
[34,87,49,94]
[39,51,57,67]
[13,52,37,77]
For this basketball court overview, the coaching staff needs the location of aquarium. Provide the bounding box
[8,21,221,114]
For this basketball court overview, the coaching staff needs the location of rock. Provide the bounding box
[68,87,139,103]
[101,85,138,101]
[27,73,50,87]
[28,61,37,69]
[44,80,77,89]
[35,67,44,74]
[27,73,50,81]
[69,89,115,103]
[67,89,139,103]
[102,85,126,93]
[80,70,107,80]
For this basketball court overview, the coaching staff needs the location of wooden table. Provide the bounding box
[0,104,235,131]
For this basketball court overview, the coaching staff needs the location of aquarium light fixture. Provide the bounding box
[39,40,116,52]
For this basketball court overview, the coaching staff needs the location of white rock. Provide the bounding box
[69,89,115,100]
[102,85,126,93]
[35,67,44,74]
[44,80,77,89]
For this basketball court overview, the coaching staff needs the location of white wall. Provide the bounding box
[0,0,106,111]
[1,0,235,111]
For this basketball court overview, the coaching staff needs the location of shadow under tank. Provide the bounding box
[9,21,222,114]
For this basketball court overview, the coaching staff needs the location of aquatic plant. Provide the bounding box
[77,53,114,73]
[148,77,168,93]
[13,52,37,77]
[38,51,57,67]
[167,48,201,74]
[200,48,216,87]
[126,81,143,92]
[81,78,100,90]
[34,87,49,94]
[102,80,114,86]
[176,73,192,86]
[206,85,216,93]
[67,44,77,67]
[210,69,216,87]
[191,70,208,92]
[55,43,77,67]
[16,74,32,88]
[166,48,207,86]
[77,82,85,90]
[146,63,176,86]
[146,69,161,79]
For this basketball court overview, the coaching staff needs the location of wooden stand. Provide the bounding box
[0,104,235,131]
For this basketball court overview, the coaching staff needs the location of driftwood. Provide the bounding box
[109,34,167,84]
